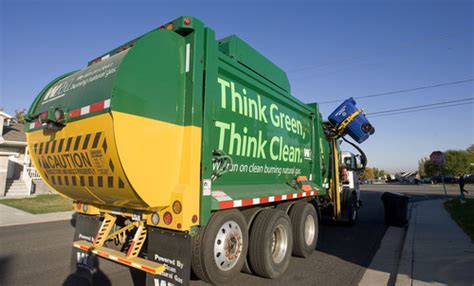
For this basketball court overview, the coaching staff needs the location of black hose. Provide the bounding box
[341,136,367,171]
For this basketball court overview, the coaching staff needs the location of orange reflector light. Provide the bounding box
[166,22,174,30]
[172,201,182,214]
[163,212,172,225]
[192,215,198,223]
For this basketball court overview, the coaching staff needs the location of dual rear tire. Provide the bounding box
[191,202,319,283]
[289,202,319,258]
[248,209,293,278]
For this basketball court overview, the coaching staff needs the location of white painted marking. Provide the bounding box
[282,195,287,200]
[29,123,35,129]
[81,106,90,115]
[269,196,275,202]
[185,43,191,72]
[234,200,242,207]
[132,262,141,268]
[253,198,260,204]
[104,99,111,108]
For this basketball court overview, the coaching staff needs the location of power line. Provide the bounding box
[319,78,474,104]
[367,102,474,118]
[366,97,474,117]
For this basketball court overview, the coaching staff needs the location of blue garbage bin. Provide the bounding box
[328,97,374,143]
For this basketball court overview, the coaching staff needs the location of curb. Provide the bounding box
[358,225,407,286]
[394,203,417,286]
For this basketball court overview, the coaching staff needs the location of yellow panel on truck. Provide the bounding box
[26,28,201,232]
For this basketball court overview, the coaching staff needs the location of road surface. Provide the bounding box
[0,184,465,285]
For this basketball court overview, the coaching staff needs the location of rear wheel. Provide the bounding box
[248,209,293,278]
[191,209,248,284]
[342,189,358,225]
[348,193,358,224]
[289,202,319,257]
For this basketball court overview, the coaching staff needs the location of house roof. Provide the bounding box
[2,122,26,142]
[0,111,13,118]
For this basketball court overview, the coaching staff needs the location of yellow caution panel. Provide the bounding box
[27,111,203,230]
[27,113,146,208]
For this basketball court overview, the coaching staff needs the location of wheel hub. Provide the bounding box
[214,220,243,271]
[271,224,288,264]
[304,215,315,246]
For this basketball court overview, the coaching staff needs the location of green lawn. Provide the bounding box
[0,194,72,214]
[444,198,474,241]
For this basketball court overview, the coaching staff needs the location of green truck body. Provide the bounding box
[25,16,368,285]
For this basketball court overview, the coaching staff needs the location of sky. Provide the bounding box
[1,0,473,173]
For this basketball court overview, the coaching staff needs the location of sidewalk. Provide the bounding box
[396,199,474,286]
[0,203,73,227]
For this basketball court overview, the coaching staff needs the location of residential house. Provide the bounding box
[0,111,50,196]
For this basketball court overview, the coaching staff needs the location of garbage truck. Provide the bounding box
[24,16,374,285]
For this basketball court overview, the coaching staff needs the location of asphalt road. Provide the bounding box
[1,184,466,286]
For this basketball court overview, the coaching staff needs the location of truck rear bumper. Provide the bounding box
[73,240,165,275]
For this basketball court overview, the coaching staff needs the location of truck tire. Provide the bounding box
[241,207,264,274]
[191,209,248,285]
[289,202,318,257]
[342,189,358,225]
[248,208,293,278]
[348,193,358,225]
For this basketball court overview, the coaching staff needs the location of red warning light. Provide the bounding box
[163,211,172,225]
[184,18,191,25]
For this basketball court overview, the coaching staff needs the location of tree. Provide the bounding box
[14,109,26,123]
[418,157,439,177]
[362,167,375,180]
[443,150,471,175]
[418,158,427,177]
[467,144,474,154]
[467,145,474,172]
[372,168,386,179]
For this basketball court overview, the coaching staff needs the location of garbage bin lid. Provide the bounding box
[381,192,410,200]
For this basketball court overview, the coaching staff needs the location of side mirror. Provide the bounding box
[354,155,363,170]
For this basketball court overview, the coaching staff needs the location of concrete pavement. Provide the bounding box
[0,203,73,227]
[359,226,405,286]
[396,199,474,286]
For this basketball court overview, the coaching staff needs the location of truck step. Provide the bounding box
[73,240,165,275]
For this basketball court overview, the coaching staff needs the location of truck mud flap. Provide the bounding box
[67,213,101,285]
[146,227,192,286]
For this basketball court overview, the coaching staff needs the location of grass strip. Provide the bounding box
[0,194,72,214]
[444,198,474,241]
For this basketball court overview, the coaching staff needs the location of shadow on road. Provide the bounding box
[0,255,12,285]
